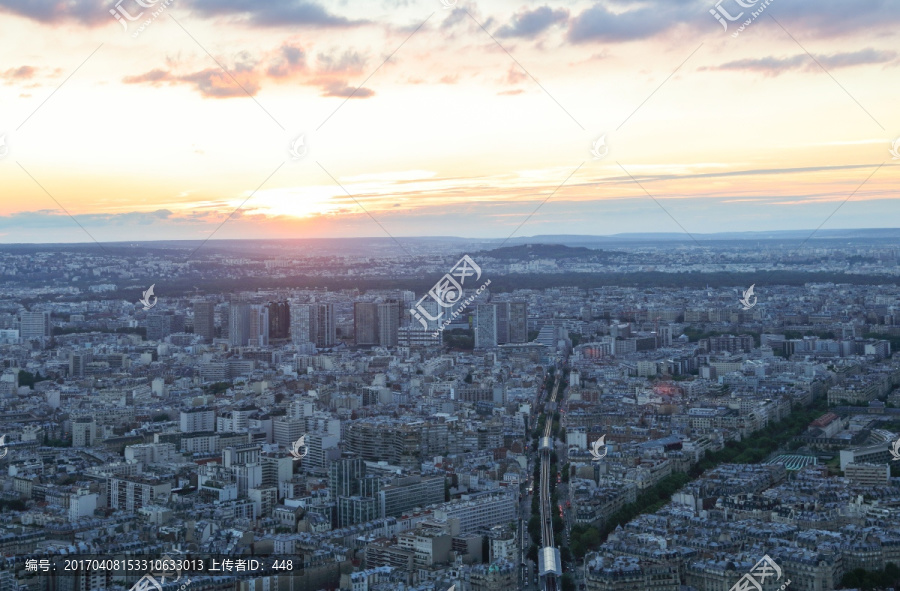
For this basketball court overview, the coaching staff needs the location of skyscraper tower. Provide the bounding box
[354,302,378,346]
[377,301,400,347]
[267,301,290,341]
[193,301,216,342]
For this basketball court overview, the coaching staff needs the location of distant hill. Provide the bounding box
[477,243,613,261]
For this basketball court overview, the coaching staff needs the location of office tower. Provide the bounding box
[194,301,216,342]
[495,302,510,344]
[19,311,51,339]
[330,456,365,499]
[354,303,378,346]
[267,301,290,340]
[329,455,381,527]
[316,303,336,347]
[377,301,400,347]
[229,304,250,347]
[475,304,498,349]
[228,304,268,347]
[249,305,269,347]
[508,302,528,343]
[290,303,317,345]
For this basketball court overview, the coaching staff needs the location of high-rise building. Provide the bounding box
[249,305,269,347]
[229,304,251,347]
[20,311,51,340]
[193,301,216,342]
[354,303,378,346]
[495,302,510,344]
[316,303,336,348]
[267,301,290,341]
[475,304,498,349]
[377,301,400,347]
[290,303,335,348]
[508,302,528,344]
[329,455,366,499]
[290,303,316,345]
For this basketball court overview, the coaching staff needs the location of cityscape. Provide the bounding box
[0,235,898,591]
[1,0,900,590]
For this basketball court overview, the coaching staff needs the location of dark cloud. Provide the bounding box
[568,0,900,43]
[706,48,898,76]
[0,0,364,28]
[186,0,366,28]
[568,2,691,43]
[0,0,109,26]
[496,6,568,39]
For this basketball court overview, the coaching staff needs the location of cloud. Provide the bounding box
[0,0,109,26]
[567,2,691,43]
[567,0,900,43]
[316,50,367,73]
[267,44,307,78]
[0,209,182,231]
[320,81,375,98]
[1,65,36,80]
[706,48,898,76]
[186,0,366,28]
[0,0,364,28]
[123,66,261,98]
[496,6,569,39]
[122,45,376,99]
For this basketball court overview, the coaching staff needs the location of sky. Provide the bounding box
[0,0,898,244]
